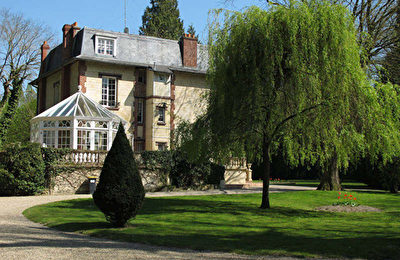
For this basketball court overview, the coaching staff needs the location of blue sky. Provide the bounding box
[0,0,262,43]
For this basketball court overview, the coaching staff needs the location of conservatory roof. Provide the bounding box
[32,87,126,123]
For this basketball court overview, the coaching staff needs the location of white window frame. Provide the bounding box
[95,35,116,57]
[157,106,165,124]
[101,76,117,107]
[137,99,144,124]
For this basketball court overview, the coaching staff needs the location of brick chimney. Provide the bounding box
[41,41,50,62]
[62,22,80,61]
[40,41,50,74]
[180,33,198,68]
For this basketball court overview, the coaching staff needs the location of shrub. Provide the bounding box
[93,123,145,227]
[0,142,45,196]
[349,157,400,193]
[170,149,224,189]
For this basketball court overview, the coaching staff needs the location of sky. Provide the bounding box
[0,0,263,44]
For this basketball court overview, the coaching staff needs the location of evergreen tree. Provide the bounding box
[187,24,201,44]
[139,0,184,40]
[93,123,145,227]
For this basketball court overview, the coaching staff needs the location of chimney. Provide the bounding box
[62,22,79,60]
[180,33,198,68]
[40,41,50,74]
[41,41,50,62]
[72,22,80,38]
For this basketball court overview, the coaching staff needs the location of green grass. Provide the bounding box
[254,179,370,189]
[24,191,400,259]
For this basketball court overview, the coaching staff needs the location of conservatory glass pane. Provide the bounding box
[78,96,91,117]
[59,120,71,127]
[78,120,91,128]
[58,130,71,148]
[94,131,107,151]
[30,122,40,142]
[62,97,78,116]
[43,121,56,128]
[86,99,102,117]
[112,122,119,130]
[43,130,55,148]
[95,121,108,128]
[77,130,91,150]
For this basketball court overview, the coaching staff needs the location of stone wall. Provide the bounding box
[49,152,249,194]
[50,164,169,194]
[50,151,169,194]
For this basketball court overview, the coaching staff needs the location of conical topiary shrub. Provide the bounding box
[93,123,145,227]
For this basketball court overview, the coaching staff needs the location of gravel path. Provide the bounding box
[0,186,315,260]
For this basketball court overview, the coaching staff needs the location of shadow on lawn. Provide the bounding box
[138,197,339,219]
[43,198,400,259]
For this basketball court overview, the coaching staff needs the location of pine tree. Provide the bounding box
[93,123,145,227]
[139,0,184,40]
[187,24,201,43]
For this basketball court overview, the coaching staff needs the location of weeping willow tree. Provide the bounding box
[206,0,387,208]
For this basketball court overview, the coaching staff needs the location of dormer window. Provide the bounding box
[95,36,116,56]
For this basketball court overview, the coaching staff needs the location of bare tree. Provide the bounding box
[0,9,53,145]
[0,9,53,109]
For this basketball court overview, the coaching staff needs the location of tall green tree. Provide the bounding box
[383,1,400,85]
[206,1,383,208]
[139,0,184,40]
[3,86,36,145]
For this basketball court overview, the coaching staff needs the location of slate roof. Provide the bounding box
[39,27,208,78]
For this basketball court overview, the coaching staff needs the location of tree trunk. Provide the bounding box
[0,76,23,146]
[0,85,10,110]
[260,143,271,209]
[317,155,342,191]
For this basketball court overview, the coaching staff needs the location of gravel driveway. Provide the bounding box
[0,186,314,260]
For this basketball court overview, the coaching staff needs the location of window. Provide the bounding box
[137,99,144,124]
[77,130,91,150]
[134,141,145,152]
[59,120,71,127]
[58,130,71,148]
[157,106,165,123]
[78,120,91,128]
[112,122,119,130]
[95,121,108,128]
[53,82,60,104]
[155,73,167,83]
[43,130,55,148]
[138,69,146,84]
[94,131,108,151]
[101,77,117,107]
[43,121,56,128]
[97,37,115,56]
[157,142,167,151]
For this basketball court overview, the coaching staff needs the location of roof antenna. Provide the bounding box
[124,0,129,33]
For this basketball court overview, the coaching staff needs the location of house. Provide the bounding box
[30,22,209,151]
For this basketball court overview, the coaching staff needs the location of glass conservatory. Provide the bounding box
[30,86,127,151]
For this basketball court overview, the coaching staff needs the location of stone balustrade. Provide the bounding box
[62,150,107,165]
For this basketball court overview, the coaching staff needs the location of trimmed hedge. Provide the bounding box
[0,142,45,196]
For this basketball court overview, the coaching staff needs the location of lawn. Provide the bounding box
[24,191,400,259]
[256,179,370,189]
